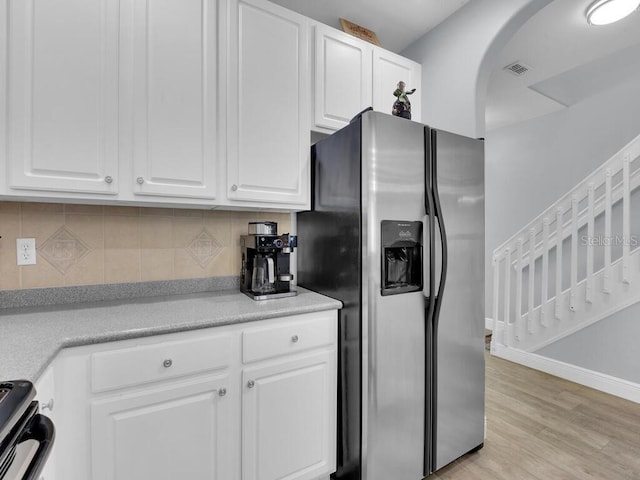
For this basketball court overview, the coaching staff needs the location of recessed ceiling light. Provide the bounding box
[586,0,640,25]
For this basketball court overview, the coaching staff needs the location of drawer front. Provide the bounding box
[243,312,336,364]
[92,333,231,393]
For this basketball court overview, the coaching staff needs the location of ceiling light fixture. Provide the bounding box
[586,0,640,25]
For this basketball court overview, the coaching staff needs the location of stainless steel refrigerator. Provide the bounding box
[297,111,485,479]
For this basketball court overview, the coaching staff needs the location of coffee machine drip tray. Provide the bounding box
[242,290,298,301]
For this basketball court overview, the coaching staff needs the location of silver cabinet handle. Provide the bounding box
[104,176,113,184]
[137,176,145,185]
[231,184,238,191]
[219,388,227,397]
[247,380,255,388]
[163,359,173,368]
[41,399,54,411]
[291,335,299,343]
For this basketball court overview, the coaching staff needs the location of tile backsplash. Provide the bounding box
[0,202,292,291]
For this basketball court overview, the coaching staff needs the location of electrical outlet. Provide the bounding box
[17,238,37,266]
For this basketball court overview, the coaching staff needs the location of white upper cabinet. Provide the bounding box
[225,0,310,208]
[0,0,421,208]
[373,49,422,123]
[126,0,218,200]
[313,24,372,131]
[4,0,120,195]
[312,25,422,132]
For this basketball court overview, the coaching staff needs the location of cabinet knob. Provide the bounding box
[291,335,299,343]
[137,176,145,185]
[247,380,255,389]
[104,176,113,184]
[231,184,238,192]
[41,398,54,412]
[219,388,227,397]
[163,359,173,368]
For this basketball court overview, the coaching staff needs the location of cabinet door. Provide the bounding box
[35,366,56,480]
[91,375,234,480]
[242,350,336,480]
[226,0,310,207]
[5,0,119,195]
[127,0,218,200]
[373,49,422,123]
[314,25,372,131]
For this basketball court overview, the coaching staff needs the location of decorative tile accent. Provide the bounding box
[3,202,291,290]
[39,226,92,274]
[187,228,223,268]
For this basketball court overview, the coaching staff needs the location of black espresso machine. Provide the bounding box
[240,222,297,300]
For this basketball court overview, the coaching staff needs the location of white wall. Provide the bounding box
[536,300,640,383]
[485,77,640,383]
[401,0,640,385]
[485,77,640,312]
[402,0,552,138]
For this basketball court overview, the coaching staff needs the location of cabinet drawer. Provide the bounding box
[243,313,335,363]
[92,333,231,393]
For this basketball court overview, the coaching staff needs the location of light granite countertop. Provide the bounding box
[0,287,342,382]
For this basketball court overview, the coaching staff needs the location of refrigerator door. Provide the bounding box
[298,119,363,479]
[360,112,427,480]
[431,129,485,470]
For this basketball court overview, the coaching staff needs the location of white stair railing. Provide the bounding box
[491,133,640,352]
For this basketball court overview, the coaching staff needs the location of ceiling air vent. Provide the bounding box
[503,61,531,76]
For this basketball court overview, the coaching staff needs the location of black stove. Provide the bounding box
[0,381,54,480]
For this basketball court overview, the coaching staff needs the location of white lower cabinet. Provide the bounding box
[51,310,337,480]
[91,375,233,480]
[35,366,57,480]
[242,351,336,480]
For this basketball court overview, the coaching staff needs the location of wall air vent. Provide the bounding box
[503,61,531,76]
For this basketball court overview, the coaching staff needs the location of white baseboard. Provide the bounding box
[491,343,640,404]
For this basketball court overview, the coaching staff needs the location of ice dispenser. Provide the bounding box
[381,220,423,295]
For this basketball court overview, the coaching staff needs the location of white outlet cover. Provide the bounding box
[17,238,37,266]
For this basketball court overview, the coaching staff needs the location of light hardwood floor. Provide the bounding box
[428,353,640,479]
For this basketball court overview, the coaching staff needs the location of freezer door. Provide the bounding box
[298,119,363,479]
[431,129,485,471]
[361,112,427,480]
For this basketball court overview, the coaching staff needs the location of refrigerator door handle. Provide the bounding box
[431,167,448,311]
[422,215,431,298]
[423,128,437,475]
[423,128,436,302]
[433,215,444,297]
[424,129,449,475]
